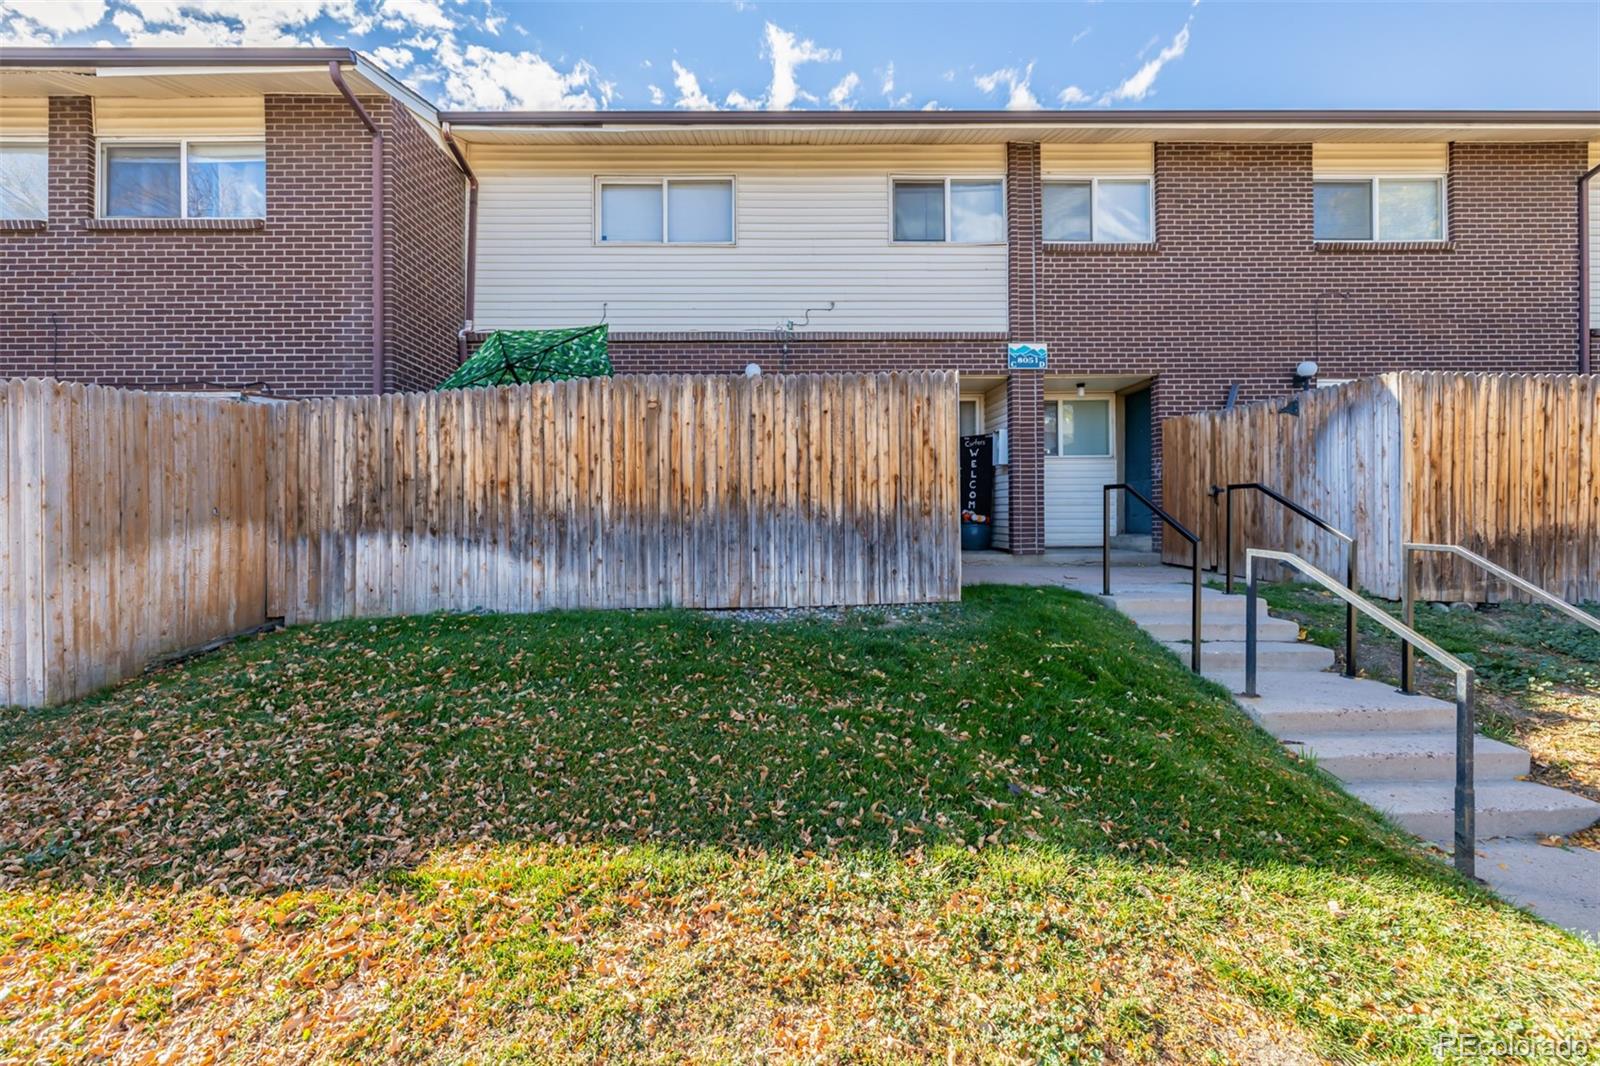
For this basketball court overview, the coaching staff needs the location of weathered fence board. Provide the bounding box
[2,373,958,707]
[268,373,958,621]
[1163,372,1600,603]
[0,381,273,707]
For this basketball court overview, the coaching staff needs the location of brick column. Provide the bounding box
[1005,372,1045,553]
[48,96,95,224]
[1004,142,1045,554]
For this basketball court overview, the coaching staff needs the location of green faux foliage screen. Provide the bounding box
[438,326,613,390]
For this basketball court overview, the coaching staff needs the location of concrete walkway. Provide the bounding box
[963,550,1600,940]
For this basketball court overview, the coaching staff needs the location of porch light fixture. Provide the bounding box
[745,363,762,377]
[1075,382,1086,397]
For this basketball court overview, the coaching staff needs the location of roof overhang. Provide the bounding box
[441,110,1600,146]
[0,48,438,124]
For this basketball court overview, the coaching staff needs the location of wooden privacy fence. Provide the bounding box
[1163,372,1600,603]
[0,380,274,707]
[267,373,959,621]
[1,373,958,707]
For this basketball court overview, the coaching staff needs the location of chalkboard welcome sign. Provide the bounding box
[961,434,994,519]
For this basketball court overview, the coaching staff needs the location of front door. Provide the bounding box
[1121,387,1153,534]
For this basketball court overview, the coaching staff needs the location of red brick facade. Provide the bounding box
[0,94,465,397]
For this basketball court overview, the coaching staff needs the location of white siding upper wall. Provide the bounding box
[95,96,266,137]
[0,98,47,137]
[1312,142,1448,177]
[469,144,1010,333]
[1039,142,1154,175]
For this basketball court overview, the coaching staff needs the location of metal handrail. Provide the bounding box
[1221,482,1359,677]
[1401,543,1600,693]
[1242,548,1478,879]
[1103,483,1203,673]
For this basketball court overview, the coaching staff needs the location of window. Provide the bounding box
[959,398,982,437]
[100,139,265,219]
[0,142,47,220]
[597,177,733,244]
[1314,176,1444,241]
[1043,178,1152,243]
[891,177,1004,243]
[1042,399,1111,457]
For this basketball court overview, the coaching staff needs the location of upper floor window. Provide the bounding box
[0,141,48,220]
[597,177,734,244]
[99,139,265,219]
[1313,176,1445,242]
[1043,178,1152,243]
[891,177,1004,243]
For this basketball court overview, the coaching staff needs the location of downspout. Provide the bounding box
[330,61,385,394]
[440,121,479,366]
[1581,159,1599,374]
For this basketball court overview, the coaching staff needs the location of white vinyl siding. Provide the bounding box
[470,144,1009,333]
[1043,392,1117,547]
[94,96,266,138]
[0,97,48,137]
[984,384,1009,550]
[1040,143,1154,176]
[1311,142,1449,177]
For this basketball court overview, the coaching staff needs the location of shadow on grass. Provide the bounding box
[0,585,1469,897]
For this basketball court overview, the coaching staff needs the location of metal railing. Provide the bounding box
[1401,543,1600,693]
[1241,548,1479,879]
[1103,483,1203,673]
[1221,482,1359,676]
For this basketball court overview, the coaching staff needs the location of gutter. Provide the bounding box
[1582,159,1599,374]
[329,61,385,395]
[440,122,479,366]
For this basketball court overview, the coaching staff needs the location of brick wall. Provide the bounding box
[383,107,466,392]
[0,94,465,397]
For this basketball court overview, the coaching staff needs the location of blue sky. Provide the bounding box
[2,1,1596,112]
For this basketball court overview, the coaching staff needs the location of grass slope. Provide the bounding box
[1,586,1596,1063]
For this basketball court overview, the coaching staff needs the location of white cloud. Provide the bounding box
[647,83,665,105]
[370,45,414,70]
[974,63,1041,110]
[2,0,106,32]
[723,89,761,110]
[1104,18,1191,102]
[1058,85,1091,105]
[826,71,858,109]
[878,61,910,107]
[762,21,838,109]
[1071,26,1091,45]
[671,60,717,110]
[101,1,360,47]
[433,41,603,110]
[377,0,453,32]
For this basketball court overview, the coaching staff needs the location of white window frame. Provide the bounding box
[958,396,985,436]
[888,175,1007,246]
[1041,395,1116,459]
[0,136,49,220]
[592,175,737,246]
[96,135,266,220]
[1313,174,1448,242]
[1041,174,1155,244]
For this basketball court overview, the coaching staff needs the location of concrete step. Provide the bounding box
[1168,639,1336,672]
[1101,590,1256,615]
[1138,616,1301,641]
[1349,779,1600,843]
[1289,731,1531,783]
[1475,840,1600,940]
[1221,670,1458,734]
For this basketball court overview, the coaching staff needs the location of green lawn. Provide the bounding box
[2,586,1596,1063]
[1240,579,1600,814]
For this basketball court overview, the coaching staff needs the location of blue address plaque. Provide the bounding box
[1007,342,1049,370]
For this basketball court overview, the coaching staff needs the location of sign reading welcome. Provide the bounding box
[1007,343,1049,370]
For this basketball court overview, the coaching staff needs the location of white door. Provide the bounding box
[1041,393,1117,547]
